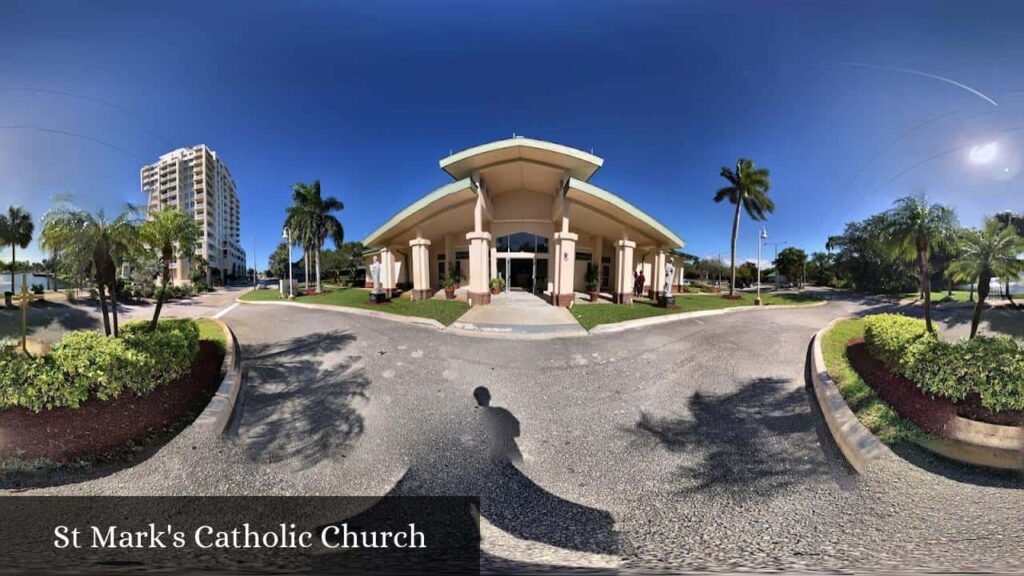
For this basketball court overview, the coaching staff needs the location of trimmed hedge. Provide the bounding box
[863,314,937,374]
[0,320,199,412]
[862,313,1024,412]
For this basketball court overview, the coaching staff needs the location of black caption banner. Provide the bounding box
[0,496,480,575]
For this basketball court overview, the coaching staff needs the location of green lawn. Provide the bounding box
[239,288,283,302]
[821,318,923,443]
[194,317,227,354]
[899,290,974,304]
[240,287,469,326]
[570,292,820,330]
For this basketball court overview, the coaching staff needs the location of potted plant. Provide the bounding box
[585,268,601,302]
[489,276,505,295]
[442,265,461,300]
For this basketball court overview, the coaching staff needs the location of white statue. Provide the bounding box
[664,261,675,295]
[370,256,382,294]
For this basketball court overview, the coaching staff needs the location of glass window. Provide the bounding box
[535,235,549,253]
[496,234,509,252]
[455,251,469,260]
[509,232,534,252]
[576,252,593,261]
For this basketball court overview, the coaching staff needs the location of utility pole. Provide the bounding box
[756,227,767,305]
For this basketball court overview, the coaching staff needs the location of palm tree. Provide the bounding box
[138,207,198,331]
[949,218,1024,338]
[993,211,1024,304]
[1,206,35,291]
[286,180,344,294]
[881,195,957,333]
[714,158,774,297]
[40,203,137,336]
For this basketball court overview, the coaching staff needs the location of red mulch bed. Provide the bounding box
[0,341,224,463]
[846,338,1024,435]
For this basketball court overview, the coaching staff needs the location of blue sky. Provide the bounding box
[1,0,1022,269]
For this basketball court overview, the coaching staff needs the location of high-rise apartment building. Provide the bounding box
[141,145,245,285]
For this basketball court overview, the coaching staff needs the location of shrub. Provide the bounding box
[863,314,936,374]
[905,335,1024,412]
[121,319,199,393]
[0,319,201,412]
[64,287,75,302]
[862,313,1024,413]
[0,353,77,412]
[30,283,45,295]
[52,331,151,402]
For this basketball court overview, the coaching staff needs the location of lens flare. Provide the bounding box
[968,142,998,164]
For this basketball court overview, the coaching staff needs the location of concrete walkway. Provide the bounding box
[449,291,587,338]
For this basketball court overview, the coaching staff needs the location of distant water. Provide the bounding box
[0,273,65,293]
[960,279,1023,294]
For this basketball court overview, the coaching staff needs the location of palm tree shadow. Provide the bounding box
[230,330,368,470]
[633,377,830,498]
[1,300,101,341]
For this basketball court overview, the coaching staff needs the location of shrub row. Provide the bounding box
[863,314,1024,412]
[0,320,199,412]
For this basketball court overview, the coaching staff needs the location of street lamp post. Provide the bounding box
[282,228,294,299]
[756,227,767,305]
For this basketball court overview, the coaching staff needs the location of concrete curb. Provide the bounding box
[236,296,446,330]
[448,321,589,340]
[810,317,889,473]
[590,300,827,335]
[193,318,244,435]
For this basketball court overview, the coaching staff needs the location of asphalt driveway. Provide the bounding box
[24,295,1024,573]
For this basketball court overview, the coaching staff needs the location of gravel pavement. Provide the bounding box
[16,293,1024,573]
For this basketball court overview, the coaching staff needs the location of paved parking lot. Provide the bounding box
[21,294,1024,572]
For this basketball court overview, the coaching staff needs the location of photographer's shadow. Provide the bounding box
[390,386,620,556]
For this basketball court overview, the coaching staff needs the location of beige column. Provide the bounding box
[552,231,578,306]
[650,250,668,299]
[409,238,432,300]
[379,248,396,297]
[364,254,375,288]
[594,235,604,291]
[614,239,635,304]
[465,231,492,306]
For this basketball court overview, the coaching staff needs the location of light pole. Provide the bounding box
[282,228,294,299]
[756,227,767,305]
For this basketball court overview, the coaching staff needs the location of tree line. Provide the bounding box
[813,197,1023,337]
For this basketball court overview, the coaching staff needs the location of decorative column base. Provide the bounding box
[468,291,491,306]
[613,292,633,305]
[368,292,390,304]
[411,289,432,301]
[552,293,575,307]
[658,294,676,308]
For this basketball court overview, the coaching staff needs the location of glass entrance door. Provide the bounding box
[508,258,533,292]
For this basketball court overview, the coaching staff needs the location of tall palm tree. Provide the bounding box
[1,206,35,291]
[714,158,774,297]
[881,195,957,333]
[993,211,1024,304]
[286,180,344,294]
[949,218,1024,338]
[40,203,137,336]
[138,207,198,331]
